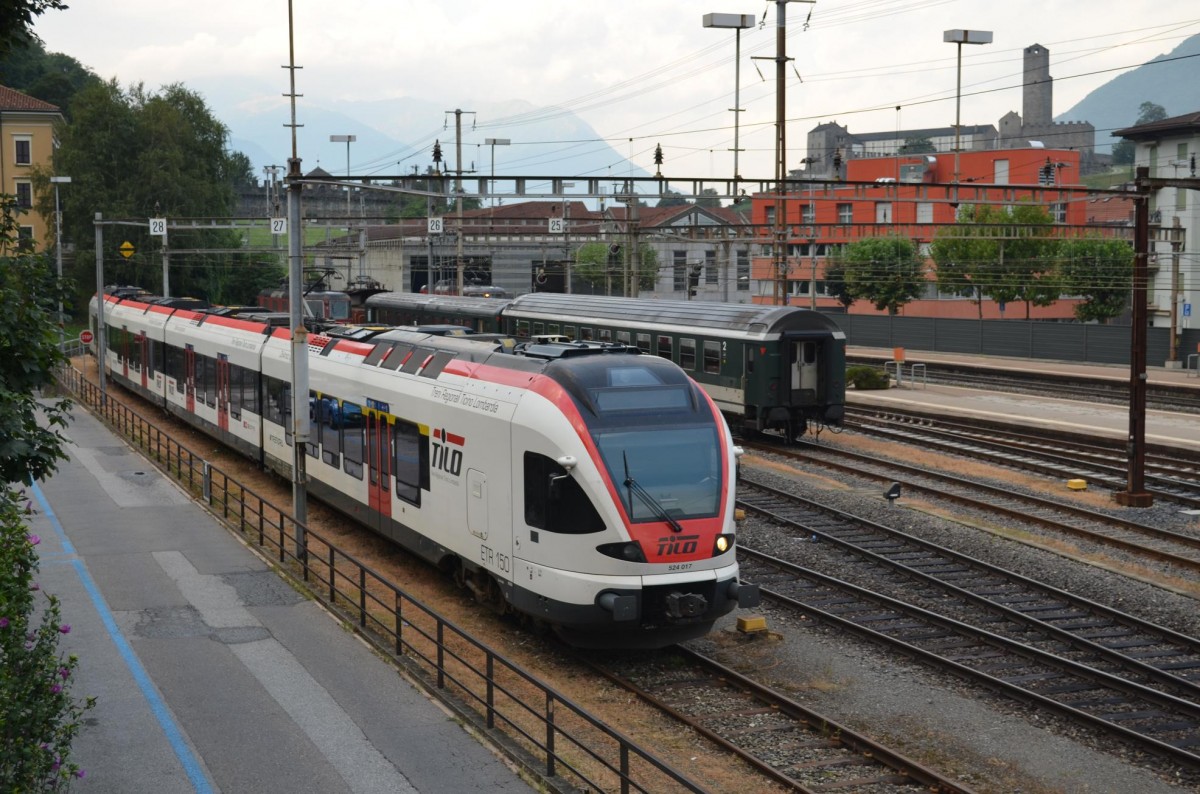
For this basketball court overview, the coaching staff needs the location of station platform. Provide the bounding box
[26,406,533,793]
[847,346,1200,389]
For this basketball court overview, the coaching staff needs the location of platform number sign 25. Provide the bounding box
[548,217,565,234]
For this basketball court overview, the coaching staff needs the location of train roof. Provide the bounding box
[503,293,845,336]
[364,292,510,319]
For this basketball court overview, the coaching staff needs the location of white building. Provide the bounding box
[1113,111,1200,334]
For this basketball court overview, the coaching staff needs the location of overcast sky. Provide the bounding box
[32,1,1200,181]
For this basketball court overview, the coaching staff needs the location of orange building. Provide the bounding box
[0,84,64,253]
[750,147,1089,318]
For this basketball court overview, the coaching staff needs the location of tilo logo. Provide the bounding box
[656,534,699,556]
[432,428,465,476]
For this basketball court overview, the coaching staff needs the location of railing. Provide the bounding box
[55,362,705,794]
[883,360,927,388]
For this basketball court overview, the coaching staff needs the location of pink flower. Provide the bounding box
[50,684,62,695]
[59,668,70,679]
[0,617,8,629]
[27,534,40,546]
[76,770,86,779]
[58,624,71,634]
[30,582,39,591]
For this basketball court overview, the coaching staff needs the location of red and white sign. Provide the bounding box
[79,330,94,344]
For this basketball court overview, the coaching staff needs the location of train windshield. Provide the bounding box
[329,298,351,321]
[592,426,721,522]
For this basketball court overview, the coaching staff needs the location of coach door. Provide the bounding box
[790,338,819,403]
[138,334,149,390]
[365,410,392,524]
[184,345,196,413]
[215,354,230,432]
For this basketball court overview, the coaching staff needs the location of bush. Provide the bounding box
[846,365,891,390]
[0,488,95,790]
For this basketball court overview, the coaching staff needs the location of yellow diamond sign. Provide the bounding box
[119,241,135,258]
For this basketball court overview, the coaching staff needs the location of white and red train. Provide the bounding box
[89,289,759,648]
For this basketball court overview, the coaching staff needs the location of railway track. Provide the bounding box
[844,405,1200,509]
[742,438,1200,576]
[735,477,1200,771]
[582,646,974,794]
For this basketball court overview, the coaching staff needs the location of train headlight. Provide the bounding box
[713,534,734,555]
[596,541,646,563]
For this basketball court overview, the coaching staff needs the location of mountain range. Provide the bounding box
[1057,32,1200,150]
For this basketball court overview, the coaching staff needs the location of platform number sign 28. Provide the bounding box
[149,218,167,236]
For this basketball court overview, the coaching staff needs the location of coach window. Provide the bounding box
[193,354,207,405]
[264,376,286,427]
[548,323,560,335]
[533,322,544,336]
[203,356,217,407]
[393,418,427,505]
[563,325,576,340]
[322,398,342,467]
[598,328,612,342]
[342,401,364,479]
[516,320,529,337]
[523,452,605,534]
[242,369,258,416]
[229,366,243,420]
[147,339,160,377]
[656,334,672,361]
[679,338,696,370]
[703,340,721,374]
[636,333,651,353]
[617,331,631,346]
[580,327,593,341]
[165,345,183,390]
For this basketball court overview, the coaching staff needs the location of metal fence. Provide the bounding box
[54,363,707,794]
[828,314,1200,368]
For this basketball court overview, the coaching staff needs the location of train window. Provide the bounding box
[393,418,426,505]
[533,322,544,336]
[617,331,631,346]
[146,339,160,376]
[548,324,560,335]
[342,401,364,479]
[746,346,755,374]
[203,356,217,407]
[802,341,817,364]
[679,339,696,370]
[580,327,593,341]
[193,355,207,405]
[563,325,576,340]
[165,345,184,388]
[242,368,259,416]
[229,367,243,420]
[636,333,651,353]
[523,452,605,534]
[598,329,612,342]
[656,335,672,360]
[381,343,412,371]
[703,341,721,374]
[264,376,287,426]
[400,346,434,375]
[516,320,530,337]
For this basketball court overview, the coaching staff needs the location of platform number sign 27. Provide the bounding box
[271,218,287,235]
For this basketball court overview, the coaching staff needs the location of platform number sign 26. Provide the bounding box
[149,217,167,236]
[428,217,444,235]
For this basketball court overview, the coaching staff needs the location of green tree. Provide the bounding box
[1059,236,1133,323]
[655,190,689,208]
[820,257,855,310]
[930,203,1061,319]
[0,0,68,60]
[695,189,721,209]
[0,41,100,119]
[898,136,936,154]
[1112,101,1168,166]
[827,235,925,315]
[0,194,93,789]
[47,80,275,307]
[573,242,657,293]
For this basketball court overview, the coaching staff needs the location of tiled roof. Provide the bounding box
[1084,195,1135,225]
[0,84,61,113]
[1113,111,1200,139]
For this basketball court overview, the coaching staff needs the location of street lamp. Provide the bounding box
[329,134,356,217]
[483,138,510,207]
[703,13,755,181]
[943,29,992,184]
[49,175,71,344]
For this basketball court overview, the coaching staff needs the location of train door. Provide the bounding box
[120,327,130,380]
[215,354,230,432]
[466,469,488,540]
[790,339,819,401]
[184,345,196,413]
[138,333,149,390]
[366,411,392,526]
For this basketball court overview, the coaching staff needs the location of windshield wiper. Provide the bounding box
[623,452,684,533]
